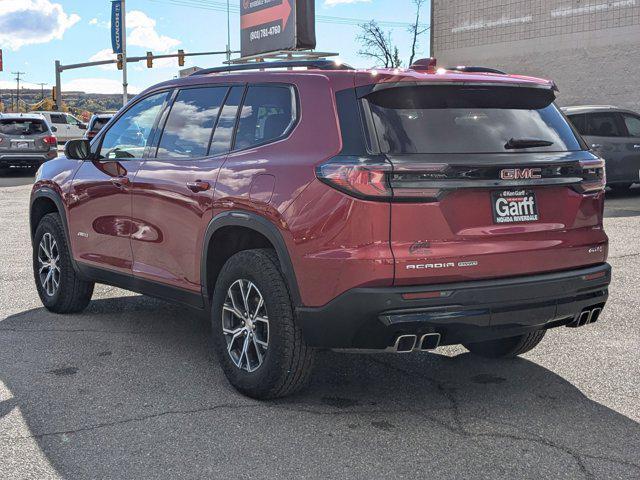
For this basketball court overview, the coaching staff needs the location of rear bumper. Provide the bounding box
[0,152,56,167]
[296,263,611,349]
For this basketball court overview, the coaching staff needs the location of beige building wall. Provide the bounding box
[431,0,640,110]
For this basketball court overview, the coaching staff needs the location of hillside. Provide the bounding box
[0,88,123,119]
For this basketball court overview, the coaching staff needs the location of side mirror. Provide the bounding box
[50,126,58,133]
[79,123,87,130]
[64,139,93,160]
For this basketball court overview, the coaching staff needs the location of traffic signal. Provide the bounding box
[52,86,57,102]
[117,53,123,70]
[147,52,153,68]
[178,49,185,67]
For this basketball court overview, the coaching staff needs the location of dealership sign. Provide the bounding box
[111,0,124,54]
[240,0,316,57]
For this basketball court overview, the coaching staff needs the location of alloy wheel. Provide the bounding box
[222,279,269,372]
[38,232,61,297]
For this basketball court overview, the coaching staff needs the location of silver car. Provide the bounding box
[0,114,58,170]
[563,105,640,191]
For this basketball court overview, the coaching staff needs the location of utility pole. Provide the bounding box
[12,71,25,112]
[121,0,128,106]
[37,82,47,100]
[226,0,231,62]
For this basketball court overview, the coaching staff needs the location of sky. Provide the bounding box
[0,0,431,95]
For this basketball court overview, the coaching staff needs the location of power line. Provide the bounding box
[12,71,25,112]
[146,0,429,29]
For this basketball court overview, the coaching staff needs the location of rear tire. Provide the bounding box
[33,213,94,314]
[211,249,315,399]
[464,330,546,359]
[609,183,632,192]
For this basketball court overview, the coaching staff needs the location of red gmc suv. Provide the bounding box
[30,59,611,399]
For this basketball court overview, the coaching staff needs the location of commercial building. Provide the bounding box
[431,0,640,109]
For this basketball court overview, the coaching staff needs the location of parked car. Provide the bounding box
[563,105,640,190]
[39,111,87,144]
[0,113,58,170]
[84,113,114,141]
[30,60,611,399]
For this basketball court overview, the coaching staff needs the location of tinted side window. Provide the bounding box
[622,114,640,137]
[210,86,243,156]
[585,112,623,137]
[50,114,67,124]
[235,86,294,151]
[100,92,168,160]
[157,87,228,159]
[567,114,587,135]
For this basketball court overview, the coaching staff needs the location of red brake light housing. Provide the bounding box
[576,158,606,193]
[43,135,58,146]
[316,156,393,199]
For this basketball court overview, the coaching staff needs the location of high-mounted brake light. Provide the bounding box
[316,157,393,199]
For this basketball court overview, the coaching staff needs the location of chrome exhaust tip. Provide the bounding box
[419,333,441,351]
[393,335,417,353]
[589,307,602,323]
[579,310,592,327]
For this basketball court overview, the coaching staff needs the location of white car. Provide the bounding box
[39,112,87,144]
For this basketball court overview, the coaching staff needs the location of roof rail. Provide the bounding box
[191,60,354,76]
[446,66,506,75]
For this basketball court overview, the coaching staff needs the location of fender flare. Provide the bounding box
[30,187,84,276]
[201,211,302,307]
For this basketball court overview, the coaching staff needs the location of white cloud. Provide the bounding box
[88,48,118,71]
[324,0,371,5]
[63,78,141,95]
[88,17,98,25]
[127,10,180,52]
[0,0,80,50]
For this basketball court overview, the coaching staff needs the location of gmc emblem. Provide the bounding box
[500,168,542,180]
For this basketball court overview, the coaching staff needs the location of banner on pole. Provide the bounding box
[240,0,316,58]
[111,0,124,54]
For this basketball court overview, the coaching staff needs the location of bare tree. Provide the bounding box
[357,21,402,68]
[357,1,430,68]
[408,0,430,66]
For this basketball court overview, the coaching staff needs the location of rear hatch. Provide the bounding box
[361,83,608,285]
[0,118,51,153]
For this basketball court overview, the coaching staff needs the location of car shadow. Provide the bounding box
[0,167,36,187]
[0,295,638,479]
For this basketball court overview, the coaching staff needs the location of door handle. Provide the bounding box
[634,144,640,149]
[186,180,211,193]
[110,176,130,188]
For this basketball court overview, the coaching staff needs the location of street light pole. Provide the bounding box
[121,0,129,106]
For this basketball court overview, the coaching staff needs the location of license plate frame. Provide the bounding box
[491,189,539,224]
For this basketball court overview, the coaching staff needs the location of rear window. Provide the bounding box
[91,118,111,132]
[365,85,583,154]
[0,119,47,136]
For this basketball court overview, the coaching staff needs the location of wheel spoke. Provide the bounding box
[239,280,251,314]
[223,304,244,320]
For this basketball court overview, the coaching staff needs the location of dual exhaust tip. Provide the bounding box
[390,333,441,353]
[568,307,603,328]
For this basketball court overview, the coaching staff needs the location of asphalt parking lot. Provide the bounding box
[0,171,638,480]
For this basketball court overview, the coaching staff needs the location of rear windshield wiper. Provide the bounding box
[505,138,554,150]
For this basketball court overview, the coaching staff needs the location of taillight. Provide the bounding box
[316,156,393,199]
[44,136,57,146]
[87,131,96,139]
[577,158,606,193]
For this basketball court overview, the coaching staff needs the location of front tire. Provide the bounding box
[463,330,546,359]
[33,213,94,313]
[211,249,314,399]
